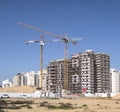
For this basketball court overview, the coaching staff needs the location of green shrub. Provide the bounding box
[0,110,5,112]
[59,103,73,109]
[47,104,56,109]
[79,104,89,109]
[0,100,7,105]
[40,101,48,107]
[40,101,73,110]
[10,100,33,104]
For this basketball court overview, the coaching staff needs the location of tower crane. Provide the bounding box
[25,36,59,89]
[19,22,85,92]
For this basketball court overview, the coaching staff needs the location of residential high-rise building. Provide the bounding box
[46,50,110,94]
[79,50,95,93]
[47,59,64,93]
[95,53,110,93]
[69,56,81,93]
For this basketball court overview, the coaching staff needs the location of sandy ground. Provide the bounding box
[0,86,36,93]
[0,86,120,112]
[1,97,120,112]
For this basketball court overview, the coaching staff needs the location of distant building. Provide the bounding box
[39,70,47,90]
[13,73,24,87]
[2,79,12,88]
[110,68,120,93]
[12,70,47,89]
[26,71,37,87]
[46,50,110,94]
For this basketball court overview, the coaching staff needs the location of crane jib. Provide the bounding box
[18,22,78,43]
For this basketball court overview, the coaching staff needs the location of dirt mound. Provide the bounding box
[113,93,120,99]
[0,86,36,93]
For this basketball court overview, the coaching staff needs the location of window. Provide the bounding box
[74,80,77,82]
[74,76,77,78]
[84,55,86,58]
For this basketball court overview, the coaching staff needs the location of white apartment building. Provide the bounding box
[12,70,47,89]
[37,70,47,90]
[25,71,36,86]
[111,68,120,93]
[13,73,24,87]
[2,79,12,88]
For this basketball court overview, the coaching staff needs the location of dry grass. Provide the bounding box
[1,97,120,112]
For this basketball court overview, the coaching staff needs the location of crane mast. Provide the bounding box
[64,40,68,91]
[25,38,44,89]
[25,37,59,89]
[40,40,44,89]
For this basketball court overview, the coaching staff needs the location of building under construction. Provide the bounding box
[46,50,110,94]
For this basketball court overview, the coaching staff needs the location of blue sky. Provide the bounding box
[0,0,120,83]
